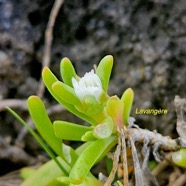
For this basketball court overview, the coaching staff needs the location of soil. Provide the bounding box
[0,0,186,185]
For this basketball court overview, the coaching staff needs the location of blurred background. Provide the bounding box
[0,0,186,185]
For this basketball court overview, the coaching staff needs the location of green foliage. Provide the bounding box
[52,81,80,105]
[6,107,68,175]
[121,88,134,126]
[172,148,186,168]
[53,121,92,141]
[27,96,63,157]
[117,181,124,186]
[7,55,136,186]
[96,55,113,92]
[21,157,70,186]
[60,57,78,87]
[69,136,117,184]
[42,67,96,125]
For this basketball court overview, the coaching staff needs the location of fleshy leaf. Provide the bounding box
[96,55,113,92]
[62,143,78,165]
[81,131,97,141]
[21,157,71,186]
[60,57,78,87]
[6,107,67,175]
[20,167,36,180]
[58,175,104,186]
[75,141,93,155]
[27,96,63,157]
[69,136,117,184]
[121,88,134,126]
[82,95,104,116]
[42,67,96,124]
[117,181,124,186]
[93,117,114,139]
[52,81,80,105]
[106,96,124,129]
[53,120,92,141]
[172,148,186,168]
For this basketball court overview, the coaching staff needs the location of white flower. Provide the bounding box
[72,69,103,101]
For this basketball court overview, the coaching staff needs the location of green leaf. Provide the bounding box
[60,57,78,87]
[69,135,117,184]
[81,95,104,116]
[42,67,96,125]
[6,107,68,175]
[81,131,97,141]
[172,148,186,168]
[27,96,63,157]
[28,96,78,165]
[93,117,113,139]
[62,143,78,165]
[21,157,71,186]
[106,96,124,129]
[117,181,124,186]
[96,55,113,92]
[58,175,104,186]
[20,167,36,180]
[148,160,158,170]
[121,88,134,126]
[52,81,80,105]
[21,142,103,186]
[53,120,92,141]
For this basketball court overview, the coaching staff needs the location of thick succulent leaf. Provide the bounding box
[21,157,71,186]
[42,67,96,124]
[28,96,80,166]
[121,88,134,126]
[81,95,104,116]
[52,81,80,105]
[96,55,113,92]
[6,107,68,175]
[21,142,103,186]
[172,148,186,168]
[81,131,97,141]
[62,143,78,165]
[117,181,124,186]
[58,174,104,186]
[75,141,93,155]
[106,96,124,129]
[93,117,113,139]
[69,135,117,184]
[20,167,35,180]
[27,96,63,157]
[60,57,78,87]
[53,120,92,141]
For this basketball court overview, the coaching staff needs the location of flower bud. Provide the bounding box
[72,70,103,102]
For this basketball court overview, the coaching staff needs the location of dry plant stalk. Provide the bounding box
[16,0,65,143]
[102,96,186,185]
[37,0,64,98]
[127,127,181,151]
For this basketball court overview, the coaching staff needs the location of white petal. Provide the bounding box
[72,69,103,101]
